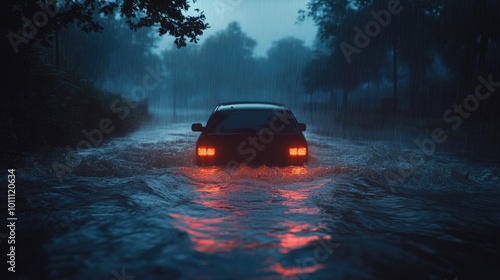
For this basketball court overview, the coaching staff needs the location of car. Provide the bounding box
[191,101,308,166]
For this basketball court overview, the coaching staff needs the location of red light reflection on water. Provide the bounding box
[170,213,268,253]
[275,178,324,215]
[266,262,326,277]
[269,221,330,254]
[284,166,308,176]
[173,166,330,276]
[276,233,326,254]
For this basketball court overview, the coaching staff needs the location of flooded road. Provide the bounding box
[14,122,500,279]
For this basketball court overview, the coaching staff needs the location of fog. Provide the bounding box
[3,1,500,279]
[48,0,500,161]
[56,0,319,124]
[157,0,318,57]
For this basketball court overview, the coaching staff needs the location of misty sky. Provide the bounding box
[157,0,318,57]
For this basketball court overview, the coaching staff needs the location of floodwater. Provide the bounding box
[14,122,500,279]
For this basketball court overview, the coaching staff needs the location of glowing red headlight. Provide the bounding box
[197,147,216,156]
[289,147,307,156]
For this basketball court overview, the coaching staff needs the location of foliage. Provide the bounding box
[2,0,209,51]
[160,22,314,113]
[57,16,161,87]
[1,0,208,163]
[299,0,500,118]
[0,48,149,165]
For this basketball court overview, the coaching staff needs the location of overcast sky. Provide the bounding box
[157,0,318,57]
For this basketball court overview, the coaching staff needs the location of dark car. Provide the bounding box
[191,102,308,166]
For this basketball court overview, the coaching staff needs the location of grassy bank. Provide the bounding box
[1,49,150,166]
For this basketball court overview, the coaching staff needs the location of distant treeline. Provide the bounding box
[1,0,207,165]
[2,0,500,162]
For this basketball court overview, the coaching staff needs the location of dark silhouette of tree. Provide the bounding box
[299,0,446,116]
[3,0,209,54]
[2,0,206,161]
[397,1,442,116]
[201,22,256,61]
[197,21,256,99]
[163,44,200,120]
[437,0,500,96]
[300,1,388,117]
[266,37,313,101]
[161,22,258,119]
[431,0,500,158]
[57,16,161,87]
[160,21,317,119]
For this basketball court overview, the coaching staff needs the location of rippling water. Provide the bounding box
[15,123,500,279]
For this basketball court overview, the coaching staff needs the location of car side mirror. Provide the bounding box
[191,123,204,132]
[298,123,306,132]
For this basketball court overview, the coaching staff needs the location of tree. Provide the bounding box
[437,0,500,96]
[266,37,313,102]
[57,16,161,88]
[197,21,257,98]
[299,0,444,115]
[300,1,387,116]
[162,44,200,120]
[161,21,258,119]
[3,0,209,54]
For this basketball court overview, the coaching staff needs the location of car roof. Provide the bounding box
[215,101,288,112]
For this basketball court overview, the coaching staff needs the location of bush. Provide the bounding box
[0,48,149,166]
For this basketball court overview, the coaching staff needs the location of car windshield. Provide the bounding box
[207,109,298,134]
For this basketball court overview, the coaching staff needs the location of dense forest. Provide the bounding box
[2,0,500,164]
[1,0,209,165]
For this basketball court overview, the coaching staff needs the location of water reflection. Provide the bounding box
[266,262,326,277]
[170,213,270,253]
[171,166,332,277]
[270,221,329,254]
